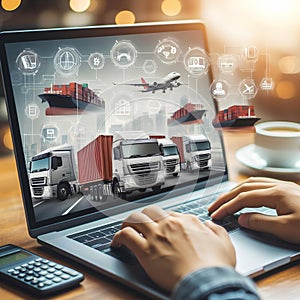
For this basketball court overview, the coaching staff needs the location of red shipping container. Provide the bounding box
[171,136,184,163]
[77,135,113,184]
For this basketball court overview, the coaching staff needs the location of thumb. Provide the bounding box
[238,213,281,236]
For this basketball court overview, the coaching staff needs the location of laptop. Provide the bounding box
[0,20,299,299]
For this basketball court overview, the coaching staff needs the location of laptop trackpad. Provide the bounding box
[231,229,296,275]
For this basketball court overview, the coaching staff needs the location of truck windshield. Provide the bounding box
[162,145,179,157]
[30,157,50,173]
[122,143,160,158]
[190,141,211,152]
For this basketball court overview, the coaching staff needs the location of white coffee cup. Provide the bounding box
[254,121,300,168]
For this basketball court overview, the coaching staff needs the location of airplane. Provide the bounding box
[113,71,185,93]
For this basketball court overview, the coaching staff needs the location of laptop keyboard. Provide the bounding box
[67,193,242,264]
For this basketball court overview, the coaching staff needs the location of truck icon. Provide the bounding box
[29,131,166,201]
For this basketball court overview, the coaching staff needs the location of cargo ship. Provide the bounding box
[213,105,260,128]
[39,82,105,115]
[168,103,206,126]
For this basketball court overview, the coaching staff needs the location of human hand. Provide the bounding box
[208,177,300,245]
[111,205,236,292]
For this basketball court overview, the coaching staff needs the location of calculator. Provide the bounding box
[0,244,84,296]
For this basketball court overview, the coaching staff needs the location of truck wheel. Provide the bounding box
[152,185,162,192]
[57,182,70,201]
[112,180,126,200]
[173,173,179,177]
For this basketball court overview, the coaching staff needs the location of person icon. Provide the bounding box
[212,82,226,97]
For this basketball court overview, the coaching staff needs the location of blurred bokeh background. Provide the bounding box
[1,0,300,156]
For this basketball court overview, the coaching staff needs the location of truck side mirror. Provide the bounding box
[51,156,58,170]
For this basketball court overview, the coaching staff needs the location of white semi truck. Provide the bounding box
[182,135,211,172]
[157,138,180,177]
[29,144,78,201]
[111,131,165,199]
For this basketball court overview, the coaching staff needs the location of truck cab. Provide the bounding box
[183,135,211,172]
[158,138,180,177]
[112,131,165,198]
[29,144,77,200]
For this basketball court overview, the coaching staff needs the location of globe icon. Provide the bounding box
[59,51,75,71]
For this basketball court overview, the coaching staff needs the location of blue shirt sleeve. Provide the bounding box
[171,267,260,300]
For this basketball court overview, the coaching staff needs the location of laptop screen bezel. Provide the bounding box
[0,20,229,237]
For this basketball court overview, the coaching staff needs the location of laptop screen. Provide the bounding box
[0,21,227,232]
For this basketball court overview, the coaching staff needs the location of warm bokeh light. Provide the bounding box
[276,80,296,100]
[278,56,300,74]
[3,128,13,151]
[69,0,91,13]
[115,10,136,25]
[161,0,182,17]
[62,12,94,26]
[1,0,21,11]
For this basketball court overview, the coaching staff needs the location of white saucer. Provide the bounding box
[236,144,300,175]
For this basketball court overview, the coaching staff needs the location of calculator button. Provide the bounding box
[35,258,43,262]
[52,277,62,283]
[21,263,28,268]
[33,267,41,272]
[54,270,63,276]
[27,265,34,270]
[55,264,63,270]
[39,270,48,276]
[37,282,45,288]
[47,267,56,273]
[31,278,39,285]
[46,274,54,279]
[61,274,70,280]
[48,262,56,267]
[45,280,53,286]
[18,273,26,278]
[34,262,41,267]
[62,268,78,277]
[41,264,48,270]
[42,259,49,264]
[12,270,20,276]
[15,266,21,270]
[7,269,13,273]
[25,276,33,281]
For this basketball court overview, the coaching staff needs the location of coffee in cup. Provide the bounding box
[254,121,300,168]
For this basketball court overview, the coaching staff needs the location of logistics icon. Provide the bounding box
[16,49,41,75]
[239,79,258,99]
[142,59,158,74]
[260,77,274,91]
[110,40,137,68]
[243,45,259,62]
[210,80,229,99]
[41,124,59,142]
[218,55,237,73]
[88,52,105,70]
[54,47,81,76]
[25,103,40,120]
[155,38,181,64]
[183,47,209,76]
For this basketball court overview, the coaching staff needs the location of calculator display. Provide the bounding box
[0,251,30,267]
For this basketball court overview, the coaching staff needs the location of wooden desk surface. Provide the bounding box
[0,130,299,299]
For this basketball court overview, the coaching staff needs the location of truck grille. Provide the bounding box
[129,162,160,174]
[135,173,157,186]
[196,154,211,161]
[31,177,46,185]
[164,159,178,173]
[32,187,44,196]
